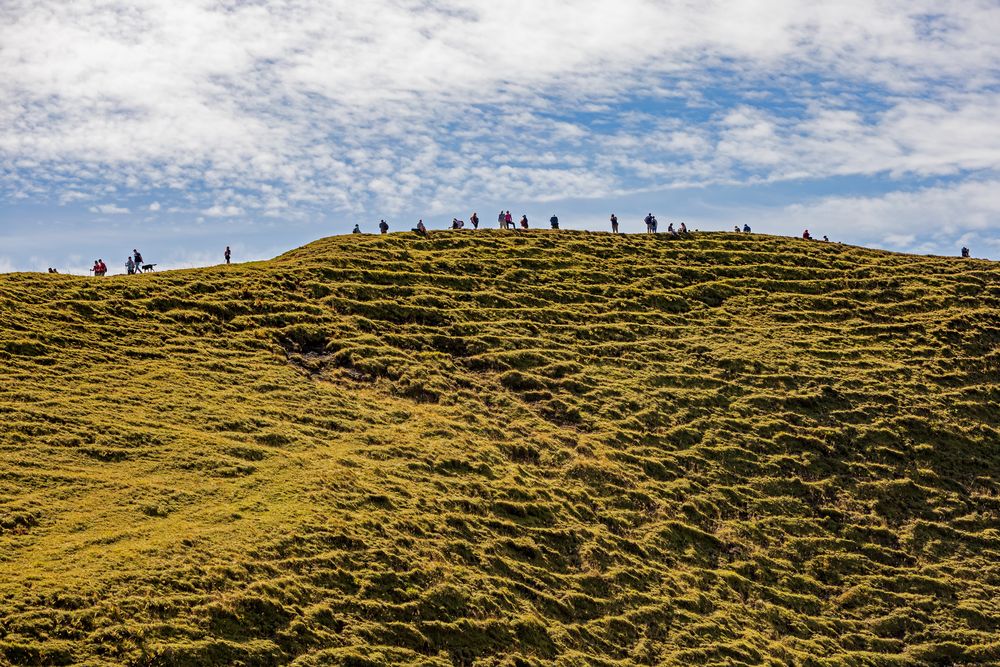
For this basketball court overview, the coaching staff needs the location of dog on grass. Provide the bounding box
[141,264,157,272]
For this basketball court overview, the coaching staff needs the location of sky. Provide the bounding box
[1,0,999,274]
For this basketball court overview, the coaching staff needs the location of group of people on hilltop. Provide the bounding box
[802,230,831,242]
[79,245,233,276]
[124,248,145,275]
[367,212,704,236]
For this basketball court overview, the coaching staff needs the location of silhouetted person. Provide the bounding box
[224,246,231,264]
[379,219,389,234]
[352,224,362,234]
[520,215,529,229]
[803,229,812,240]
[610,213,619,233]
[962,246,971,258]
[743,224,751,233]
[498,211,505,229]
[550,214,559,230]
[470,212,479,229]
[413,219,427,236]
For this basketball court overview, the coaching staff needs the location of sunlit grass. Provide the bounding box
[1,230,999,665]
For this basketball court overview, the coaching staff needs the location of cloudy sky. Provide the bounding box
[1,0,999,273]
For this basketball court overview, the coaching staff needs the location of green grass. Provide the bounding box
[1,230,999,666]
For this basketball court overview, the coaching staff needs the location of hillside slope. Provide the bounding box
[1,231,999,666]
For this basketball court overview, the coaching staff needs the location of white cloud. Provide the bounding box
[0,0,997,220]
[88,203,130,214]
[149,201,161,211]
[200,205,243,217]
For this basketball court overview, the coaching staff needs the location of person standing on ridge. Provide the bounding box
[126,256,135,275]
[133,249,144,272]
[550,214,559,230]
[470,212,479,230]
[610,213,619,233]
[379,219,389,234]
[498,211,505,229]
[224,246,231,264]
[505,211,514,229]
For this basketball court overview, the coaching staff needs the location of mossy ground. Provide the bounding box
[1,230,999,666]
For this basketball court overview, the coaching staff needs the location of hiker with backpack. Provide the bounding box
[550,214,559,230]
[379,219,389,234]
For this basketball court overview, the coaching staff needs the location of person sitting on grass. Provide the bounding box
[352,224,362,234]
[743,224,751,233]
[962,246,971,258]
[550,214,559,229]
[520,214,529,229]
[413,219,427,236]
[452,218,465,230]
[803,229,812,240]
[679,222,687,234]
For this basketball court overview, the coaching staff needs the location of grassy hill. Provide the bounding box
[1,230,999,666]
